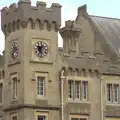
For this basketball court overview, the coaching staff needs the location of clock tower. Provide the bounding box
[1,0,61,120]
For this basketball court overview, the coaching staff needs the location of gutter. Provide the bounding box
[60,69,65,120]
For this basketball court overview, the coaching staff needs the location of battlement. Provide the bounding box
[60,20,81,34]
[1,0,62,34]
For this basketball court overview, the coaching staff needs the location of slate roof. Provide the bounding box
[90,15,120,57]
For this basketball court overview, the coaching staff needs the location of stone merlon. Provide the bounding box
[1,0,62,31]
[60,20,81,36]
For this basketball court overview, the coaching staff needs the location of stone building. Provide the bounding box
[0,0,120,120]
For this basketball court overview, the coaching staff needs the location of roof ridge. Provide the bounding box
[90,15,120,21]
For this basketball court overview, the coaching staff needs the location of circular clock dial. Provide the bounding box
[34,41,48,58]
[11,42,19,59]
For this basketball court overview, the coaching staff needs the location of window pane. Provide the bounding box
[37,77,45,96]
[113,84,119,103]
[82,81,88,100]
[75,81,80,99]
[107,84,112,102]
[68,80,74,99]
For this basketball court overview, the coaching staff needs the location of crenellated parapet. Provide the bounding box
[60,20,81,35]
[60,20,81,54]
[1,0,62,35]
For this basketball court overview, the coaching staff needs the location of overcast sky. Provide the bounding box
[1,0,120,54]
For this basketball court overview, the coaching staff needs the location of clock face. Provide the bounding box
[34,41,48,58]
[11,42,19,60]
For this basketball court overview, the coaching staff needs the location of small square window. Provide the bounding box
[12,116,17,120]
[38,116,45,120]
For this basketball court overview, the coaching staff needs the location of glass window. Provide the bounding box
[38,116,45,120]
[113,84,119,103]
[75,81,80,100]
[12,116,17,120]
[68,80,74,99]
[13,77,17,99]
[107,84,112,103]
[82,81,88,100]
[37,77,45,96]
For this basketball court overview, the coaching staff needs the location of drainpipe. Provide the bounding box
[100,77,104,120]
[60,69,65,120]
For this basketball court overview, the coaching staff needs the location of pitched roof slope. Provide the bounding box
[91,15,120,57]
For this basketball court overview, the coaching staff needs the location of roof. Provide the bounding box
[90,15,120,57]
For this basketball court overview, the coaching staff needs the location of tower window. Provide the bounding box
[0,83,3,103]
[13,77,17,99]
[37,76,45,96]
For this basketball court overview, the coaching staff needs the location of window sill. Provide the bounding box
[36,96,47,100]
[67,99,91,104]
[10,99,19,104]
[106,103,120,106]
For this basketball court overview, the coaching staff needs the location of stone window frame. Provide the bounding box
[67,76,89,101]
[35,72,48,99]
[35,110,49,120]
[37,76,45,97]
